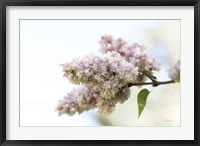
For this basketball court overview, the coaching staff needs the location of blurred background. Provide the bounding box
[20,20,180,126]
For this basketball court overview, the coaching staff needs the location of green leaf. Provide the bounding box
[174,78,180,83]
[137,88,150,118]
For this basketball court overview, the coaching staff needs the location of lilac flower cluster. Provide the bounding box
[62,52,138,99]
[57,35,179,116]
[100,35,160,82]
[57,85,130,116]
[57,85,97,116]
[168,60,180,82]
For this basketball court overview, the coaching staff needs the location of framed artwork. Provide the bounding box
[0,0,199,145]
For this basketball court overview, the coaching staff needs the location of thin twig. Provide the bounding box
[128,80,175,87]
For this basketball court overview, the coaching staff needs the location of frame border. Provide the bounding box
[0,0,199,145]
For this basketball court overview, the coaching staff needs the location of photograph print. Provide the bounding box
[20,19,180,126]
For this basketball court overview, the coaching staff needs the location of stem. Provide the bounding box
[128,80,175,87]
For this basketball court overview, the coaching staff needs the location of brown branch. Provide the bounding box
[128,80,175,87]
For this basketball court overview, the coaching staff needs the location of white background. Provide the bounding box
[7,6,194,140]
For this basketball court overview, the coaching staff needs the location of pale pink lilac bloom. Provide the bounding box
[56,85,130,116]
[57,85,97,116]
[99,35,160,82]
[168,60,180,81]
[62,52,138,99]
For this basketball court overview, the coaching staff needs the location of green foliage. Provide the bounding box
[137,88,150,118]
[174,78,180,83]
[95,115,112,126]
